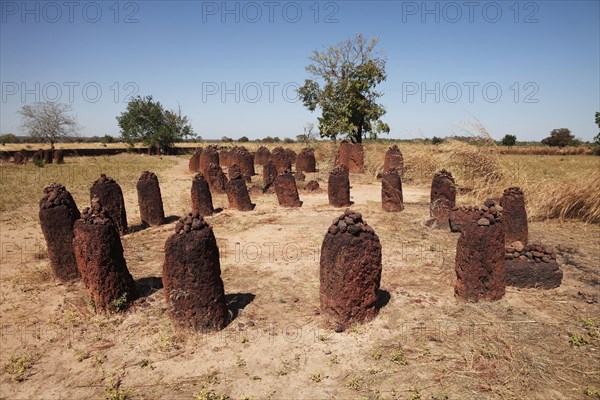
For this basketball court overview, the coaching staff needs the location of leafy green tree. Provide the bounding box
[298,33,389,144]
[431,136,444,145]
[501,134,517,146]
[221,136,233,143]
[19,102,79,148]
[541,128,575,147]
[116,96,193,153]
[0,133,19,145]
[238,136,249,142]
[102,135,115,144]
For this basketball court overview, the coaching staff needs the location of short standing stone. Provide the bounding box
[200,145,220,174]
[136,171,165,226]
[206,163,228,194]
[335,141,364,173]
[13,151,25,164]
[90,174,128,235]
[383,145,404,175]
[38,184,80,281]
[231,147,255,179]
[53,149,64,163]
[430,169,457,227]
[320,210,382,331]
[381,168,404,212]
[189,148,202,172]
[500,187,528,246]
[274,170,303,207]
[225,172,255,211]
[254,146,271,165]
[263,160,278,190]
[191,173,215,216]
[32,149,43,164]
[454,202,505,302]
[328,165,351,207]
[163,213,229,330]
[43,150,53,164]
[296,148,316,173]
[228,163,242,180]
[270,147,291,174]
[72,198,137,312]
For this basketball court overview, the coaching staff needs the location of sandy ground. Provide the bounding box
[1,156,599,400]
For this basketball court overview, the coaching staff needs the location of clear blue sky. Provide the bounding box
[1,0,599,141]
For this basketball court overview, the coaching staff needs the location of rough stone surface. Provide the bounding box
[189,148,202,172]
[206,163,227,194]
[328,165,351,207]
[200,145,220,174]
[383,145,404,175]
[270,147,292,174]
[13,151,25,164]
[228,163,242,180]
[219,148,232,168]
[225,172,255,211]
[43,150,53,164]
[32,149,43,164]
[73,198,137,312]
[274,170,303,207]
[453,200,505,302]
[53,150,64,163]
[305,180,320,192]
[254,146,271,165]
[38,184,80,281]
[335,141,364,173]
[294,171,305,182]
[136,171,165,226]
[262,160,278,190]
[191,173,215,216]
[500,187,528,246]
[163,213,229,331]
[233,147,255,179]
[505,256,562,289]
[381,168,404,212]
[284,148,297,167]
[296,148,316,173]
[430,169,457,226]
[90,174,128,235]
[320,209,382,331]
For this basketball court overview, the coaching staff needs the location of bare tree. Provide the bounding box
[19,102,79,148]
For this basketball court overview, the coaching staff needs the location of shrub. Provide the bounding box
[238,136,249,142]
[542,128,575,147]
[221,136,233,143]
[501,134,517,146]
[431,136,444,145]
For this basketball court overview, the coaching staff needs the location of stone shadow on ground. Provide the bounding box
[136,276,164,298]
[377,289,391,310]
[225,292,256,321]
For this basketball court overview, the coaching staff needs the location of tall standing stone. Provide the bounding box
[72,198,137,312]
[320,209,382,331]
[270,147,291,174]
[296,148,317,173]
[274,170,303,207]
[430,169,456,226]
[500,187,528,246]
[254,146,271,165]
[163,213,229,331]
[43,150,53,164]
[454,201,505,302]
[328,165,351,207]
[383,145,403,175]
[38,184,80,281]
[206,163,227,194]
[32,149,43,164]
[200,145,220,174]
[136,171,165,226]
[225,172,255,211]
[335,141,364,173]
[189,148,202,172]
[191,173,216,216]
[381,169,404,212]
[263,160,278,190]
[90,174,128,235]
[53,149,64,164]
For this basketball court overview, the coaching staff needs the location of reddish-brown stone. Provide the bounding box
[274,170,303,207]
[500,187,528,246]
[229,147,254,181]
[270,147,291,174]
[38,184,80,281]
[90,174,128,235]
[320,209,382,331]
[262,160,278,189]
[189,148,202,172]
[254,146,271,165]
[335,141,364,173]
[381,169,404,212]
[32,149,43,164]
[305,180,320,192]
[43,150,53,164]
[191,173,215,216]
[296,148,316,173]
[13,151,25,164]
[163,213,229,331]
[225,172,255,211]
[53,150,64,163]
[206,163,227,194]
[430,169,456,226]
[328,165,351,207]
[219,148,231,167]
[454,201,505,302]
[504,242,561,289]
[383,145,403,175]
[284,148,296,167]
[449,206,484,233]
[72,199,137,312]
[136,171,165,226]
[228,163,242,180]
[200,145,220,174]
